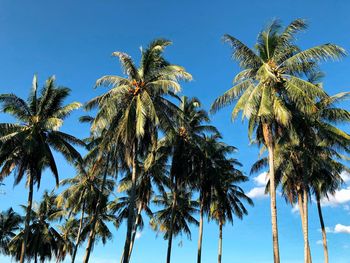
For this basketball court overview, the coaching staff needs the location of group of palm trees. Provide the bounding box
[0,18,349,263]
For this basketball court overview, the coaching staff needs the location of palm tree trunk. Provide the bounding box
[317,194,328,263]
[262,123,280,263]
[123,145,137,263]
[218,222,223,263]
[72,199,86,263]
[302,189,311,263]
[83,228,96,263]
[20,173,34,263]
[197,201,204,263]
[123,202,143,262]
[166,190,177,263]
[298,192,312,263]
[83,154,110,263]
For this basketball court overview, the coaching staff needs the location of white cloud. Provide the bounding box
[322,224,350,234]
[340,171,350,183]
[316,240,323,245]
[253,172,269,186]
[135,231,142,239]
[321,186,350,206]
[247,172,270,199]
[247,187,268,199]
[334,224,350,234]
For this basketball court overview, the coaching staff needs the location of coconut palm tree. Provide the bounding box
[56,218,77,263]
[115,142,169,263]
[156,96,218,263]
[87,39,191,263]
[0,208,22,255]
[57,152,115,263]
[196,134,241,263]
[152,190,199,263]
[209,149,253,263]
[211,19,345,263]
[252,89,350,263]
[8,191,65,263]
[0,75,84,263]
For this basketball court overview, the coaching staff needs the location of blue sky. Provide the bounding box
[0,0,350,262]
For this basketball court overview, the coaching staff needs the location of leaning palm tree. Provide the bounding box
[0,75,84,263]
[0,208,22,255]
[152,190,199,263]
[87,39,191,263]
[211,19,345,263]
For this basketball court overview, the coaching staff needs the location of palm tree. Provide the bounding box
[152,190,199,263]
[115,142,169,263]
[252,88,350,263]
[56,218,77,263]
[156,96,218,263]
[196,134,241,263]
[0,208,22,255]
[57,164,96,263]
[57,152,115,263]
[0,75,84,263]
[209,147,253,263]
[9,191,65,263]
[87,39,191,263]
[211,19,345,263]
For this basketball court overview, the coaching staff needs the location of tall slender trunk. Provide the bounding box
[166,190,177,263]
[303,189,310,263]
[298,192,312,263]
[262,123,280,263]
[123,145,137,263]
[20,173,34,263]
[124,202,143,262]
[72,198,86,263]
[317,194,328,263]
[218,221,223,263]
[197,201,204,263]
[83,155,110,263]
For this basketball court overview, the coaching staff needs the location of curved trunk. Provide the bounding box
[166,190,177,263]
[72,198,86,263]
[82,154,110,263]
[20,173,34,263]
[317,194,328,263]
[197,202,204,263]
[298,192,312,263]
[262,123,280,263]
[218,222,223,263]
[122,145,137,263]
